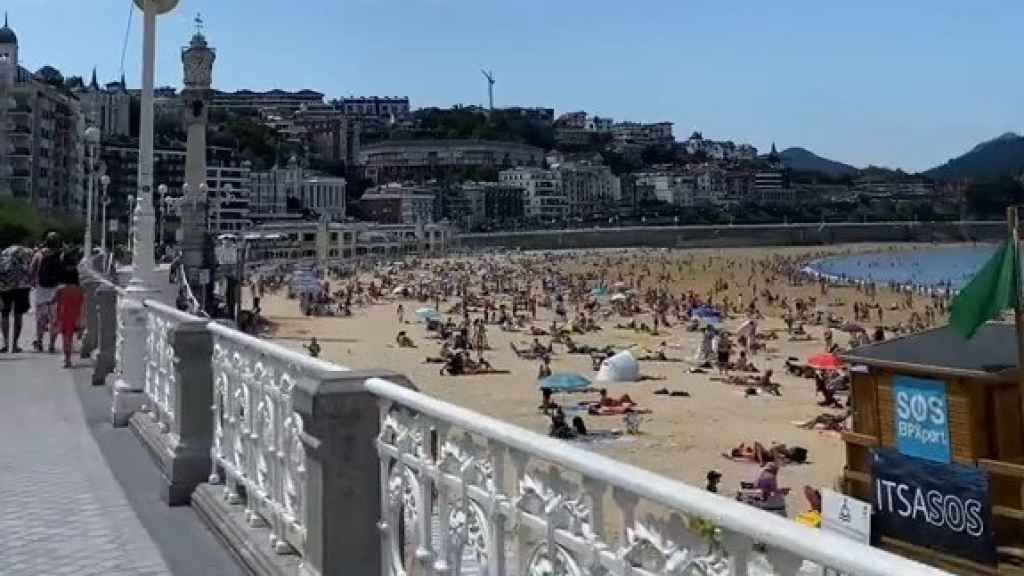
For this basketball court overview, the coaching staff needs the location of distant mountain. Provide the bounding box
[778,147,859,177]
[924,132,1024,181]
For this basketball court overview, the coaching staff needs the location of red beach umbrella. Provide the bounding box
[807,353,843,371]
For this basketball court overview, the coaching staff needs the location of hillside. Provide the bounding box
[778,147,859,177]
[924,132,1024,181]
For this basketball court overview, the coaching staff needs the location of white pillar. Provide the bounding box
[128,0,179,292]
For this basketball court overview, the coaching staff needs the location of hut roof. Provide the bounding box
[840,322,1018,381]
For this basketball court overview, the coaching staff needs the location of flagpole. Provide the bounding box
[1009,206,1024,442]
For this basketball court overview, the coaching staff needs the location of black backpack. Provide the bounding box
[37,252,63,288]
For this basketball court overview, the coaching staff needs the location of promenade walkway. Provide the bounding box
[0,321,244,576]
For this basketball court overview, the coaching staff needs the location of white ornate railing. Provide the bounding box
[207,322,346,557]
[142,301,197,433]
[366,377,949,576]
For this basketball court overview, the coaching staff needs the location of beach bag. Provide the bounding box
[595,350,640,383]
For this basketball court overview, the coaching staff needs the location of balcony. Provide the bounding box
[73,268,952,576]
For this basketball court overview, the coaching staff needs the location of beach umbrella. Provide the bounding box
[612,281,627,290]
[415,307,441,322]
[692,306,722,319]
[591,287,607,296]
[538,373,591,392]
[807,353,843,371]
[697,316,722,327]
[610,293,628,302]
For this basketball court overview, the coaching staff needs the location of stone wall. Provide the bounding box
[456,221,1005,251]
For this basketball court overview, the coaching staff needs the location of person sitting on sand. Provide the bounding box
[539,387,559,413]
[549,407,575,439]
[706,470,722,493]
[755,462,790,499]
[396,331,416,348]
[439,350,465,376]
[598,388,634,407]
[531,337,552,355]
[734,350,758,373]
[423,341,453,364]
[304,337,321,358]
[537,355,552,379]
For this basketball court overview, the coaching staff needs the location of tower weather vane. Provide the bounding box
[194,13,204,35]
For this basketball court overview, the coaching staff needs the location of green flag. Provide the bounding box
[949,240,1018,339]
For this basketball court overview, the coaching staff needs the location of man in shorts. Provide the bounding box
[0,244,33,352]
[29,232,64,353]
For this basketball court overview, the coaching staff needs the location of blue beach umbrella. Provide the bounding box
[415,307,441,322]
[692,306,722,319]
[537,373,591,392]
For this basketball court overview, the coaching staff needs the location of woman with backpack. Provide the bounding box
[29,233,64,353]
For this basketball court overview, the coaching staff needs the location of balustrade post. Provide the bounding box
[93,283,117,386]
[163,319,214,503]
[79,272,99,359]
[111,296,149,427]
[292,369,416,576]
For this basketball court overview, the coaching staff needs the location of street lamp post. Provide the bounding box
[157,183,168,251]
[81,126,101,262]
[100,174,111,254]
[127,193,135,260]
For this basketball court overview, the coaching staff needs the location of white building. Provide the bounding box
[500,167,565,221]
[246,219,450,263]
[249,159,346,220]
[207,164,252,233]
[556,162,619,217]
[633,172,696,206]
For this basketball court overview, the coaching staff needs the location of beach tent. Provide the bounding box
[595,350,641,383]
[610,293,628,302]
[538,373,591,393]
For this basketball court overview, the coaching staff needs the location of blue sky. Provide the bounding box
[6,0,1023,171]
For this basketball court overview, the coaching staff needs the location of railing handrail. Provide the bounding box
[206,320,350,378]
[143,298,206,325]
[365,376,949,576]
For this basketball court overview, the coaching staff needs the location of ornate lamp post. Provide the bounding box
[81,125,101,262]
[157,183,168,249]
[127,193,135,258]
[126,0,179,292]
[100,174,111,253]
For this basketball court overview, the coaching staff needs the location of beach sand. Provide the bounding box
[257,244,946,517]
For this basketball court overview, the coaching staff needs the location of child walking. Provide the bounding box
[55,263,83,368]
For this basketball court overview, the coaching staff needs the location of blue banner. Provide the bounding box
[892,375,950,463]
[872,448,996,565]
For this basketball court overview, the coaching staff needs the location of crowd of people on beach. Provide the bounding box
[271,246,962,519]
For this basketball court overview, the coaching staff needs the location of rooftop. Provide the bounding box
[840,322,1018,380]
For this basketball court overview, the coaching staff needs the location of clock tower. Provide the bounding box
[179,15,215,292]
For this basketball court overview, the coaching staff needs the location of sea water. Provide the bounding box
[810,244,998,290]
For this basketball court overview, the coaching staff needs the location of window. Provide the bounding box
[302,233,315,242]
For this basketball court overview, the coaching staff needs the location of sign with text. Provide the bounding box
[893,375,950,463]
[871,448,996,565]
[821,489,871,544]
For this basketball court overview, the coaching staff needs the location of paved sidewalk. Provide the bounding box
[0,321,243,576]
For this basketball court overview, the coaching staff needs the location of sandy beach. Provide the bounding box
[256,243,952,517]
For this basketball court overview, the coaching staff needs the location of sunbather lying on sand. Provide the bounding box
[725,441,808,465]
[797,410,851,431]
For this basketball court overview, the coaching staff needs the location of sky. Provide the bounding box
[6,0,1024,172]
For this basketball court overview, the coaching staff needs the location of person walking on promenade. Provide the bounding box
[29,232,64,353]
[0,243,33,352]
[55,253,83,368]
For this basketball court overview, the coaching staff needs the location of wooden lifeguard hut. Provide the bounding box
[840,322,1024,574]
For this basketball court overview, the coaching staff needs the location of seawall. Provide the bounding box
[456,221,1005,251]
